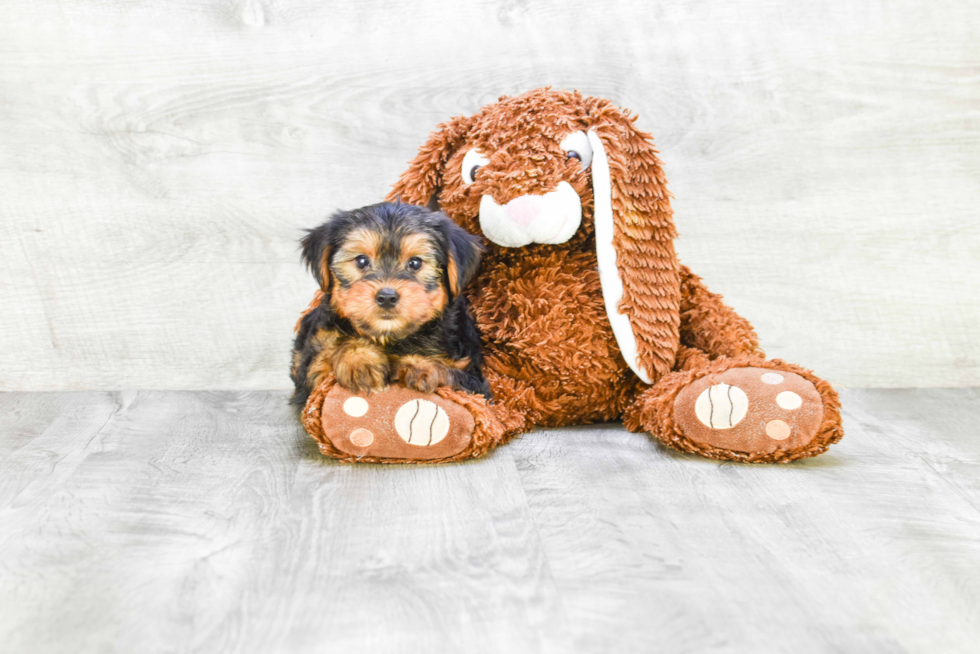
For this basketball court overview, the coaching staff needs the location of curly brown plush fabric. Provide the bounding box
[390,90,682,386]
[300,88,844,464]
[678,265,764,360]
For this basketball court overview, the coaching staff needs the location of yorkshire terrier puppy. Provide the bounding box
[290,202,490,408]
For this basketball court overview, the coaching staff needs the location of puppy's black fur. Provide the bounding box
[290,202,489,408]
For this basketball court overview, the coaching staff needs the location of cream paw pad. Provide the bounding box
[319,385,475,461]
[674,367,824,455]
[394,400,451,446]
[693,383,749,429]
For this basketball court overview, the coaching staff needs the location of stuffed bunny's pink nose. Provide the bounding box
[504,195,542,227]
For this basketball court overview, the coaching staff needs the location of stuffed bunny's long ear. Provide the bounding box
[387,115,475,209]
[587,111,680,385]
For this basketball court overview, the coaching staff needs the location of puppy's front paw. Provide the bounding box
[393,355,461,394]
[332,343,390,394]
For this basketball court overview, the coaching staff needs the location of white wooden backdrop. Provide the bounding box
[1,0,978,391]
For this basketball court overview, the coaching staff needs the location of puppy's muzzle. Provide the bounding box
[375,288,400,308]
[478,181,582,248]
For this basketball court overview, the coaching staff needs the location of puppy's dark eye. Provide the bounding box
[566,151,582,162]
[469,165,482,181]
[354,255,370,269]
[407,257,423,271]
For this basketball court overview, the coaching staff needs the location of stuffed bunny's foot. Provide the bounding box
[625,359,843,463]
[302,379,505,464]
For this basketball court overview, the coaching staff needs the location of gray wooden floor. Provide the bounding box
[1,389,978,653]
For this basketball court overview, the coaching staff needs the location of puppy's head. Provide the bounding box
[302,202,482,342]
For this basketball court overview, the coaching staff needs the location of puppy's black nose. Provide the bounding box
[375,288,400,308]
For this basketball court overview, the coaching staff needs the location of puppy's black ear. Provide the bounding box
[301,212,345,292]
[437,214,483,298]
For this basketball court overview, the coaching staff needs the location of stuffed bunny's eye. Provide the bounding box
[461,149,490,185]
[559,131,593,169]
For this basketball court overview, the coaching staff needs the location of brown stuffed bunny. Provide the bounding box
[300,88,843,464]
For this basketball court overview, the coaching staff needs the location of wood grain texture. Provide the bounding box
[1,0,979,390]
[0,391,567,653]
[511,390,980,652]
[0,388,977,653]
